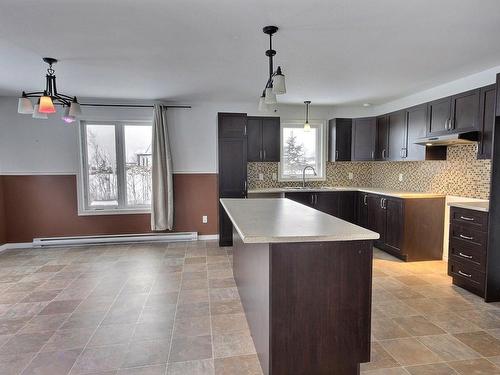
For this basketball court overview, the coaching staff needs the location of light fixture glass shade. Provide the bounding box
[272,73,286,95]
[39,96,56,113]
[68,101,82,117]
[304,122,311,132]
[264,87,277,104]
[62,107,76,123]
[18,97,34,114]
[32,104,48,119]
[258,96,268,112]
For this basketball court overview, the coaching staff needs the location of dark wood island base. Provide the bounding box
[233,234,374,375]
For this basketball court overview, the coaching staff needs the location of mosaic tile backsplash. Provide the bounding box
[248,144,491,199]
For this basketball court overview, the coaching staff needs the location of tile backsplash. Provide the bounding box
[248,144,491,199]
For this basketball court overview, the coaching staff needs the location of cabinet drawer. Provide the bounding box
[451,207,488,231]
[448,259,485,296]
[449,239,486,271]
[450,223,488,247]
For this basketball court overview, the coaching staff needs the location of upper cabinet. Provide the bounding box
[352,117,377,161]
[427,89,480,136]
[427,96,452,136]
[246,116,280,162]
[497,74,500,117]
[376,115,389,160]
[328,118,352,161]
[218,112,248,138]
[405,104,427,161]
[477,84,496,159]
[451,89,480,132]
[388,110,407,161]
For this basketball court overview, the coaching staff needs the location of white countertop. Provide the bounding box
[448,201,489,212]
[220,198,380,244]
[247,187,445,199]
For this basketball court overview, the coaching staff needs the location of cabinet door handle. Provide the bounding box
[371,151,375,160]
[458,270,472,278]
[315,194,318,205]
[383,198,387,209]
[244,125,247,136]
[363,195,367,206]
[335,150,339,160]
[259,150,263,160]
[382,149,386,159]
[263,149,266,160]
[459,234,474,241]
[449,118,454,130]
[243,180,247,191]
[380,198,384,209]
[459,252,473,259]
[311,195,315,205]
[460,216,475,222]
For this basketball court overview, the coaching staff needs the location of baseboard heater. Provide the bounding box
[32,232,198,248]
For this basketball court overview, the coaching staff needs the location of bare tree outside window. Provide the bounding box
[86,125,118,207]
[82,122,152,211]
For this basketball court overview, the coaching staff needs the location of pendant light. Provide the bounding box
[17,57,82,122]
[32,99,48,119]
[303,101,311,131]
[17,93,34,114]
[258,26,286,111]
[39,92,56,113]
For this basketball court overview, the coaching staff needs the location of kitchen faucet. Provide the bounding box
[302,165,317,188]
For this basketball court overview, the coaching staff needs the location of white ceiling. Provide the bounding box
[1,0,500,106]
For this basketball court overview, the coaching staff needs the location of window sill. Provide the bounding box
[77,208,151,217]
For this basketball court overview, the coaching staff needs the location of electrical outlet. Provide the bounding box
[202,215,208,224]
[398,173,404,182]
[272,172,277,181]
[348,172,354,180]
[258,173,264,181]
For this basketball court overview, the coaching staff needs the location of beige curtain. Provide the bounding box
[151,104,174,231]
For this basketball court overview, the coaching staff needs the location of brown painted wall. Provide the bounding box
[2,174,217,243]
[0,177,6,245]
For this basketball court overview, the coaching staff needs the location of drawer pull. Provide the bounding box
[459,234,474,241]
[460,216,475,221]
[458,270,472,278]
[459,252,473,259]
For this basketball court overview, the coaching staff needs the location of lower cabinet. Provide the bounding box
[285,191,357,224]
[363,193,444,261]
[285,190,445,262]
[448,207,489,298]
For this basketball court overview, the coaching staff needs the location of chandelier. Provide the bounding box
[258,26,286,112]
[17,57,82,123]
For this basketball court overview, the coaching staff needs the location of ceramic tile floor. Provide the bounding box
[1,243,500,374]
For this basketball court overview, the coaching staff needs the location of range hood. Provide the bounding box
[414,131,479,146]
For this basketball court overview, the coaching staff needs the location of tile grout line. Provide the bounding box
[165,243,188,374]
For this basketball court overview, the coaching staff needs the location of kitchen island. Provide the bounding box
[220,198,379,375]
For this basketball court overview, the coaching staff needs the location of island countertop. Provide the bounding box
[220,198,379,244]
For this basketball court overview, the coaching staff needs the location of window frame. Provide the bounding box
[278,119,327,182]
[78,120,152,216]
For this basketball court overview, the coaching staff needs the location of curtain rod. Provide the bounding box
[79,103,191,109]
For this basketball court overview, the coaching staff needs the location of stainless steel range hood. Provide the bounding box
[414,131,479,146]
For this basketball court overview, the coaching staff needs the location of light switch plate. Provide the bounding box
[348,172,354,180]
[272,172,277,181]
[259,173,264,181]
[398,173,404,182]
[202,215,208,224]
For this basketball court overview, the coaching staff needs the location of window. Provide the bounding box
[79,121,152,214]
[279,120,326,181]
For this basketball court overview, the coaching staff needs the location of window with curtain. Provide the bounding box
[79,121,152,213]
